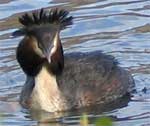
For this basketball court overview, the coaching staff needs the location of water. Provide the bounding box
[0,0,150,125]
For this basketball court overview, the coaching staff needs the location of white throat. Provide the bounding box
[30,66,67,112]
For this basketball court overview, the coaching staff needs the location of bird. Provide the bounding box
[14,8,134,112]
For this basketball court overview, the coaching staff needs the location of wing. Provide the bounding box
[57,51,133,107]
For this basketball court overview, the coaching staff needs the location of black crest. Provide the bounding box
[19,8,73,29]
[12,8,73,37]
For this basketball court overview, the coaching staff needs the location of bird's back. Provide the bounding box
[57,51,134,109]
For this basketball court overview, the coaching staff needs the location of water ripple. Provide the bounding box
[0,0,150,126]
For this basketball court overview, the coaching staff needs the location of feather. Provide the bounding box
[19,8,73,29]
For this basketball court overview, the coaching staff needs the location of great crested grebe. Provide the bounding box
[14,8,134,112]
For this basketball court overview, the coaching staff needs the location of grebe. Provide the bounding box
[14,8,134,112]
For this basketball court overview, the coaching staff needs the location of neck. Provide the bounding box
[30,66,67,112]
[35,65,58,90]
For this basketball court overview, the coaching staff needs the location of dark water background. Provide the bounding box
[0,0,150,126]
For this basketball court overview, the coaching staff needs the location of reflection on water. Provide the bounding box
[0,0,150,126]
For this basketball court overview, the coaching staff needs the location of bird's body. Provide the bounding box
[20,51,134,112]
[14,8,134,112]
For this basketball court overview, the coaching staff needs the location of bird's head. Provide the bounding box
[25,24,60,63]
[14,8,73,76]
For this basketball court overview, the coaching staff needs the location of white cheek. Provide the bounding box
[33,42,45,58]
[36,47,45,57]
[50,46,57,55]
[50,33,58,55]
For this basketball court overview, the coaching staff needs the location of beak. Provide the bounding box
[43,44,53,63]
[43,32,59,63]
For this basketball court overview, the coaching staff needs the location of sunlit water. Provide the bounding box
[0,0,150,126]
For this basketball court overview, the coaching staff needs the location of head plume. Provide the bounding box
[13,8,73,36]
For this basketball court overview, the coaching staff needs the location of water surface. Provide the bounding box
[0,0,150,126]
